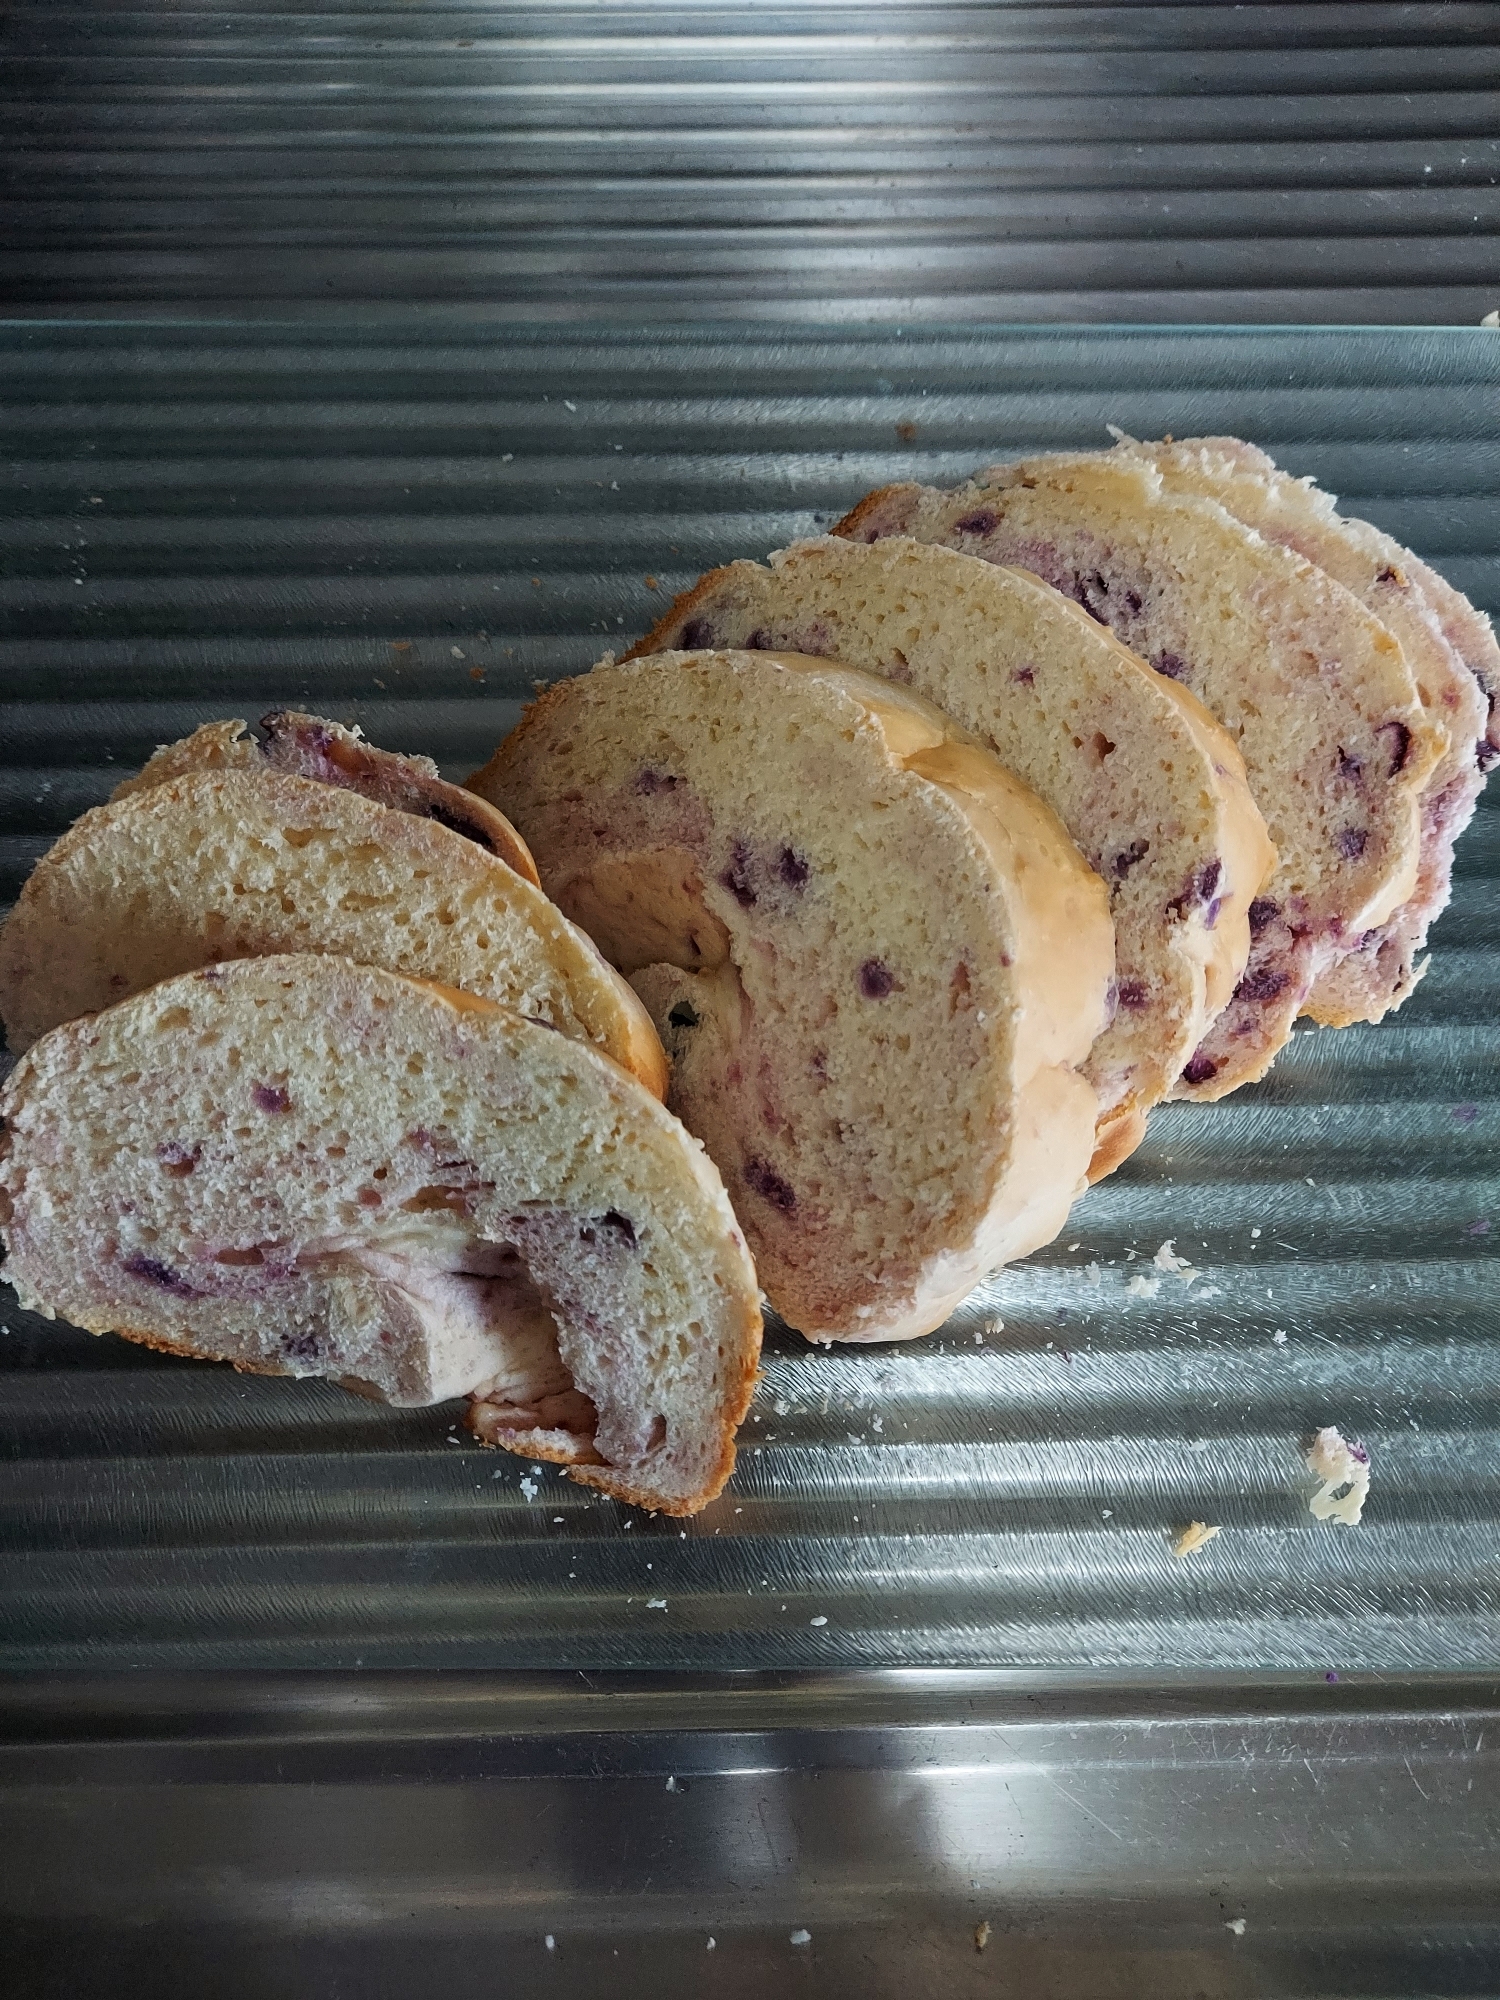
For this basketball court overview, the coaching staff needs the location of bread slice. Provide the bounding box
[836,454,1441,1098]
[0,956,759,1514]
[0,767,668,1098]
[469,648,1114,1342]
[624,535,1276,1178]
[1112,433,1492,1026]
[114,711,541,885]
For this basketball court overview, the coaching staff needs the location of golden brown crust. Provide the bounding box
[620,567,743,663]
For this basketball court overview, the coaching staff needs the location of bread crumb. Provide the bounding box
[1126,1273,1161,1298]
[809,1614,828,1627]
[1305,1427,1371,1524]
[1272,1329,1288,1346]
[1225,1917,1247,1937]
[544,1935,555,1951]
[646,1597,668,1610]
[519,1475,539,1501]
[790,1929,812,1947]
[974,1919,992,1951]
[645,574,659,590]
[1153,1238,1199,1285]
[1171,1521,1221,1559]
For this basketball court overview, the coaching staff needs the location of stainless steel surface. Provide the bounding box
[1,320,1498,1675]
[3,1670,1499,1997]
[3,1,1499,323]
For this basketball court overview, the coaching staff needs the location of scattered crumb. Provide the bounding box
[545,1935,555,1952]
[1153,1238,1200,1285]
[1272,1329,1288,1346]
[1084,1262,1101,1288]
[519,1475,539,1501]
[502,451,513,461]
[974,1919,992,1951]
[645,574,659,589]
[809,1614,828,1627]
[1171,1521,1221,1559]
[665,1774,679,1792]
[896,419,918,441]
[1225,1917,1247,1937]
[390,638,412,653]
[1250,1226,1261,1239]
[1126,1273,1161,1299]
[985,1317,1004,1335]
[469,666,486,681]
[789,1930,812,1947]
[450,646,465,659]
[646,1597,668,1610]
[1305,1427,1371,1525]
[563,399,577,411]
[1482,309,1499,327]
[707,1938,716,1951]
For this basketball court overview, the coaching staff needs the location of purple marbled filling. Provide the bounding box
[1167,857,1222,920]
[954,508,998,537]
[777,845,810,887]
[858,957,895,999]
[1247,897,1281,938]
[633,767,681,796]
[1152,651,1189,681]
[1336,827,1369,861]
[600,1209,639,1247]
[1115,979,1149,1009]
[678,616,717,650]
[1347,1441,1370,1466]
[1110,839,1150,881]
[744,1156,797,1213]
[1478,740,1499,774]
[1379,719,1413,776]
[1451,1102,1480,1126]
[1181,1054,1219,1086]
[122,1253,198,1298]
[282,1330,321,1361]
[1236,965,1291,1004]
[719,839,758,909]
[252,1083,291,1114]
[157,1142,199,1176]
[1336,748,1364,783]
[1011,665,1036,686]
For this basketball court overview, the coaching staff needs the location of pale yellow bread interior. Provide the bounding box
[470,648,1114,1343]
[115,712,541,885]
[0,767,667,1098]
[1113,432,1489,1027]
[625,534,1276,1177]
[0,956,758,1514]
[836,453,1440,1098]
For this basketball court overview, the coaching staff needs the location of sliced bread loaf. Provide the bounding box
[1113,432,1491,1026]
[0,768,668,1097]
[0,955,760,1514]
[836,454,1441,1098]
[115,711,541,885]
[625,534,1275,1178]
[469,649,1114,1343]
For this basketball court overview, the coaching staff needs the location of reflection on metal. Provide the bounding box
[2,1672,1498,1995]
[0,322,1497,1676]
[1,2,1498,321]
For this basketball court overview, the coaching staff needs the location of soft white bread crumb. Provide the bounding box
[0,955,759,1514]
[1305,1426,1371,1525]
[472,648,1114,1343]
[625,534,1275,1179]
[0,767,666,1097]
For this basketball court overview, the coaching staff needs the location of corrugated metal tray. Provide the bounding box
[1,320,1498,1677]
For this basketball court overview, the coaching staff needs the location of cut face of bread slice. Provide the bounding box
[625,535,1276,1179]
[0,957,759,1514]
[836,455,1440,1098]
[115,712,540,885]
[0,767,668,1099]
[1112,433,1491,1026]
[470,649,1114,1342]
